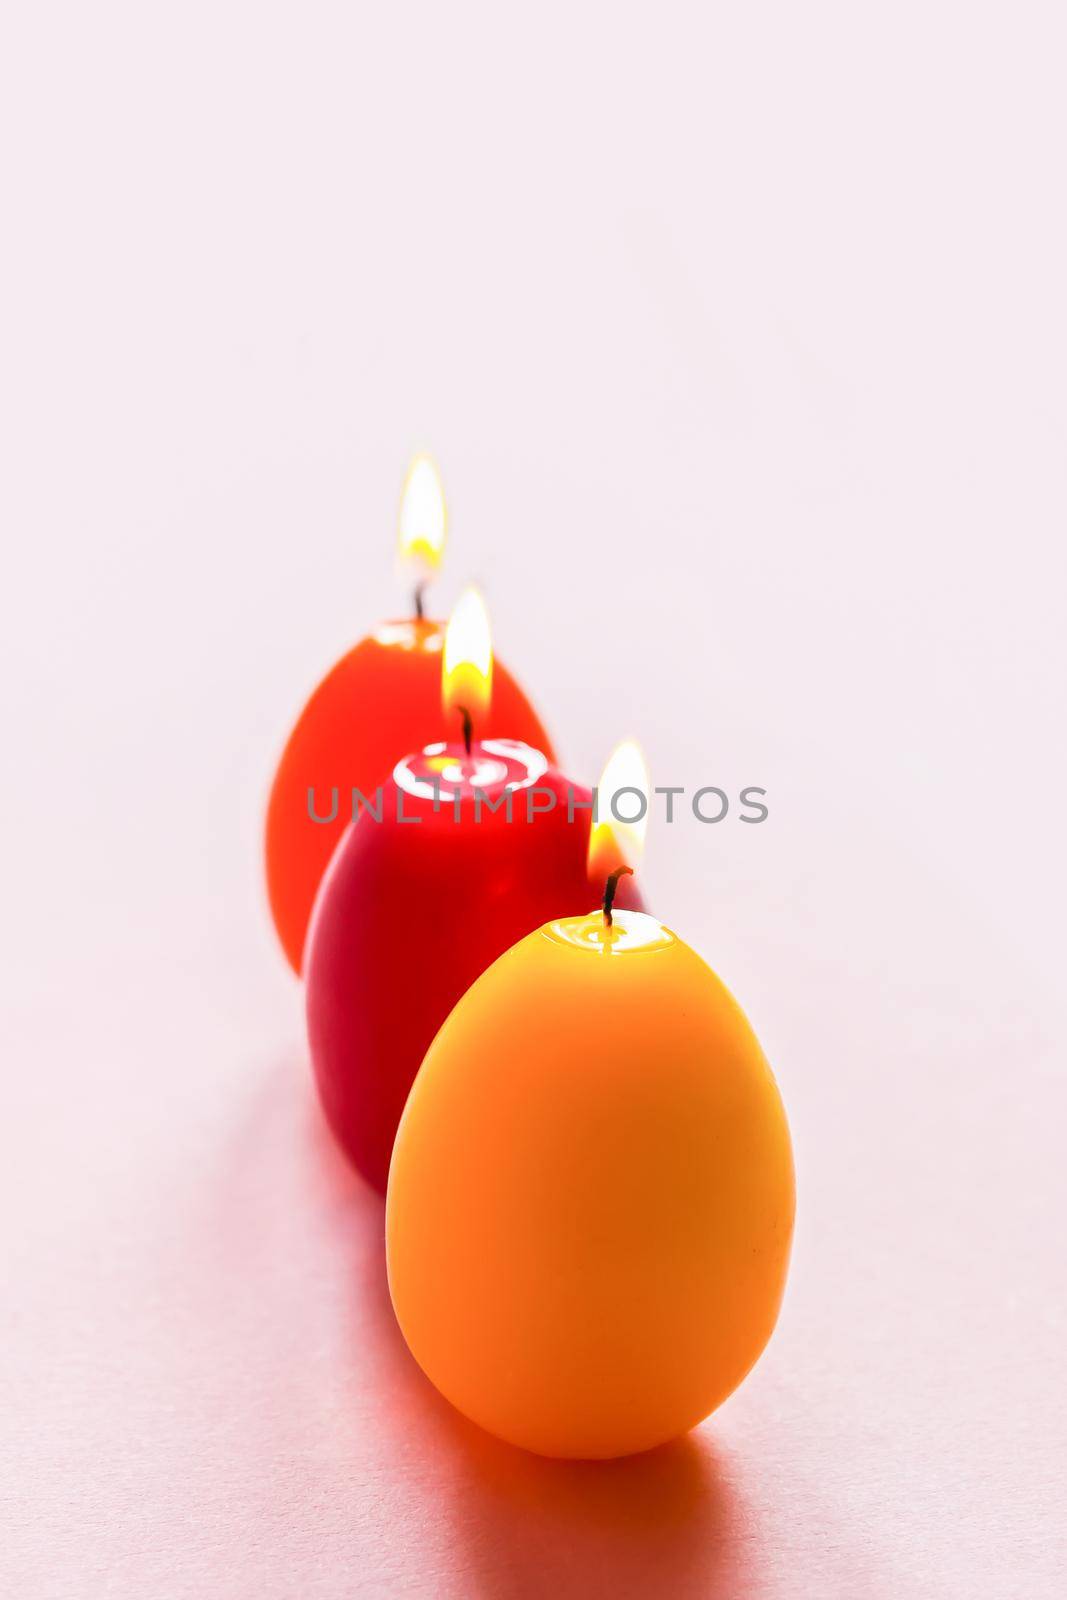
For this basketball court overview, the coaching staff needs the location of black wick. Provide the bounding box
[457,704,473,758]
[603,865,634,928]
[413,581,427,621]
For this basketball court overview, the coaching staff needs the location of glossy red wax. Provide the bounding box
[304,740,643,1193]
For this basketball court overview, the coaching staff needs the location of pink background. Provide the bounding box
[2,3,1065,1595]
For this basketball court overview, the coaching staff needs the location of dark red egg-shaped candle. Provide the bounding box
[304,591,642,1192]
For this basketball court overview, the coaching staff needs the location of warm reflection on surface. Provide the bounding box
[440,1411,752,1599]
[198,1055,758,1600]
[326,1150,754,1596]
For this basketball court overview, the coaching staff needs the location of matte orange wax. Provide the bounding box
[386,909,795,1460]
[264,619,555,973]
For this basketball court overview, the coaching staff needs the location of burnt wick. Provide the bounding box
[457,704,474,758]
[603,865,634,929]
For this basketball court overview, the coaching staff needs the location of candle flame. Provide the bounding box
[588,739,650,884]
[397,454,447,575]
[442,586,493,726]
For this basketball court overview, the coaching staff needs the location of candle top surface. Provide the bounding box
[372,619,443,651]
[543,908,675,954]
[394,738,548,801]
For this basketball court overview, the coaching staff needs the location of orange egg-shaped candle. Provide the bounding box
[264,456,555,973]
[386,800,795,1459]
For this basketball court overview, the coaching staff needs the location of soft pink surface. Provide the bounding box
[3,4,1066,1594]
[4,845,1063,1599]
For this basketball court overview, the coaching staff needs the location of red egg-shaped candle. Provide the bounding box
[304,594,643,1192]
[264,457,555,973]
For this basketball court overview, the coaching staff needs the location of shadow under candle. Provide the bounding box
[338,1148,758,1600]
